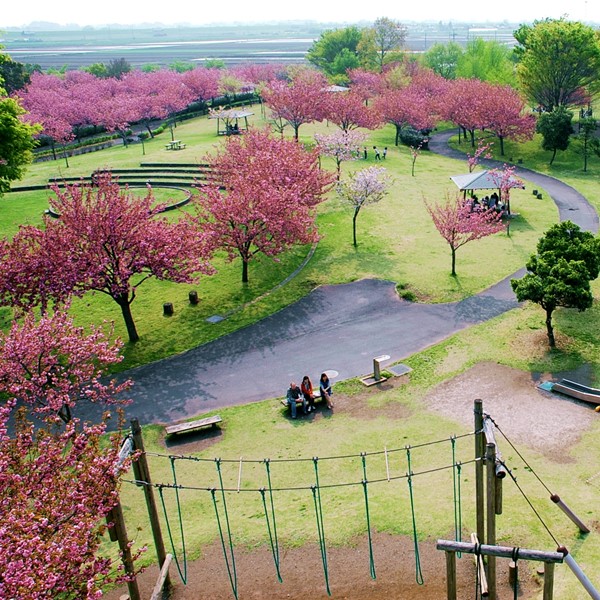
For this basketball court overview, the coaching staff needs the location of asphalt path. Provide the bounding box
[79,130,599,428]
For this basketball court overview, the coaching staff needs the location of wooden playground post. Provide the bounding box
[130,418,172,593]
[486,442,497,600]
[474,399,485,544]
[543,562,555,600]
[108,499,141,600]
[445,551,456,600]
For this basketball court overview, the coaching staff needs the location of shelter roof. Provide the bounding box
[450,170,524,191]
[208,109,254,119]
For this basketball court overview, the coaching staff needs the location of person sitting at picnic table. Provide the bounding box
[320,373,334,409]
[301,375,316,412]
[287,381,307,418]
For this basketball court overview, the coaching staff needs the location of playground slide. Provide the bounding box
[550,379,600,408]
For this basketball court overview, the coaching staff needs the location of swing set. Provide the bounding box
[114,400,599,600]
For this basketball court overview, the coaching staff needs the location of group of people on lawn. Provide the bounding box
[286,373,333,418]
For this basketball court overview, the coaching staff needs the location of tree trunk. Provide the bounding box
[545,308,556,347]
[117,296,139,343]
[451,246,457,277]
[550,148,557,165]
[241,259,250,283]
[469,129,476,147]
[293,125,299,141]
[499,136,505,156]
[352,207,360,247]
[62,144,70,169]
[395,125,401,146]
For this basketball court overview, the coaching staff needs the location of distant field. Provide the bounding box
[1,21,521,70]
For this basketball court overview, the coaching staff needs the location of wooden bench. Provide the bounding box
[165,415,222,436]
[280,390,322,408]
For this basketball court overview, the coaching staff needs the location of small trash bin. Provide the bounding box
[189,290,199,305]
[163,302,174,316]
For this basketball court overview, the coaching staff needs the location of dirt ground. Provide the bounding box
[106,362,597,600]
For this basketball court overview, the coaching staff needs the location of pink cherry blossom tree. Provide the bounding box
[0,408,138,599]
[262,69,328,140]
[488,164,525,216]
[347,68,386,103]
[374,86,436,146]
[466,140,494,172]
[0,175,215,342]
[336,166,392,247]
[0,309,130,422]
[480,85,536,156]
[314,129,368,179]
[195,128,334,282]
[321,90,381,132]
[181,66,221,103]
[0,308,141,598]
[425,192,505,276]
[440,78,490,146]
[148,70,195,140]
[18,72,75,164]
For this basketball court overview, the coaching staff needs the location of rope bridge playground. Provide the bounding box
[110,400,599,600]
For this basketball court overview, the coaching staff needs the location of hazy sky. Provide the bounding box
[0,0,597,28]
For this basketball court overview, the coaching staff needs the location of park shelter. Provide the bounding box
[450,169,525,213]
[208,108,254,136]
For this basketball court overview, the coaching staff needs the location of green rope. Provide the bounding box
[261,459,282,583]
[212,458,238,600]
[156,458,188,583]
[406,447,424,585]
[312,457,331,596]
[361,452,376,579]
[451,437,463,558]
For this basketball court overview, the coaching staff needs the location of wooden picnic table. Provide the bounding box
[165,140,186,150]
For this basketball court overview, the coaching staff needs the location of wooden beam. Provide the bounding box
[436,540,564,563]
[149,553,173,600]
[470,533,488,597]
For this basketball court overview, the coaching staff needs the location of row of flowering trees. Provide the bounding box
[260,63,536,154]
[16,64,286,153]
[16,60,536,160]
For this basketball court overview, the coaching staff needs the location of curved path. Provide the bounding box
[83,131,598,428]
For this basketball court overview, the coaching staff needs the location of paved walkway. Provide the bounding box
[82,130,598,428]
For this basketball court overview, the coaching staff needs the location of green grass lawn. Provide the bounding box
[7,111,600,598]
[1,114,559,370]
